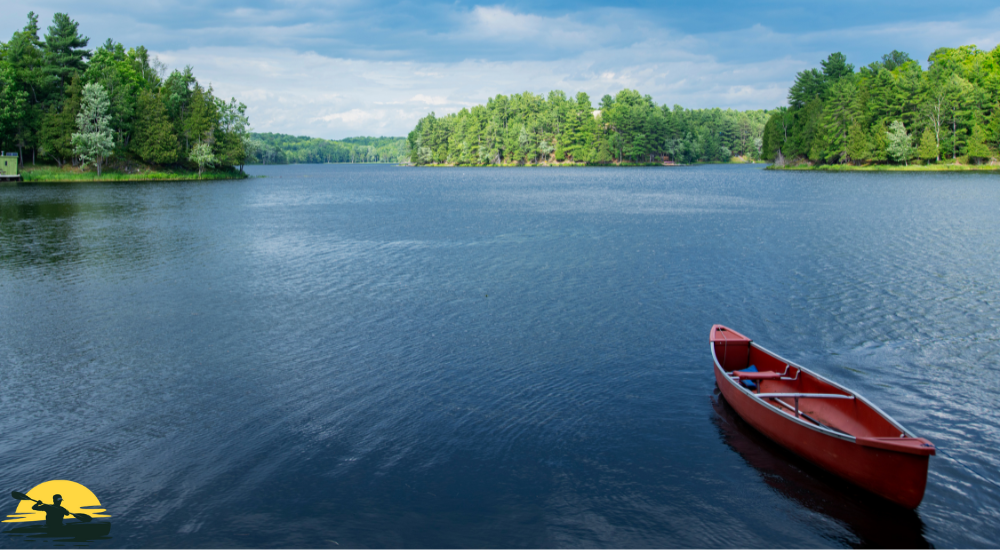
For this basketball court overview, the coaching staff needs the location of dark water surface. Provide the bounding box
[1,164,998,548]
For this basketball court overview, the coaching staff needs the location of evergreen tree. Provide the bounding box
[0,62,28,152]
[184,84,217,153]
[916,127,938,163]
[162,66,196,150]
[846,121,869,164]
[966,124,992,164]
[72,82,113,175]
[2,12,47,165]
[131,89,179,164]
[819,78,857,163]
[821,52,855,81]
[42,13,89,91]
[869,121,889,162]
[39,74,81,166]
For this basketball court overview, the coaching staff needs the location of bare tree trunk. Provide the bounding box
[953,119,957,160]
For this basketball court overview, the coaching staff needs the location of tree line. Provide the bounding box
[762,45,1000,165]
[249,133,409,164]
[0,11,252,176]
[407,89,771,166]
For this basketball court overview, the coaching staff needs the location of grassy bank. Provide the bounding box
[767,163,1000,172]
[19,164,248,183]
[413,158,764,168]
[415,161,689,167]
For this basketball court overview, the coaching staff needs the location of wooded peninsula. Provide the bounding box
[407,92,769,166]
[762,48,1000,168]
[0,11,253,181]
[407,46,1000,169]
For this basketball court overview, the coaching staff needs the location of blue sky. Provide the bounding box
[4,1,1000,138]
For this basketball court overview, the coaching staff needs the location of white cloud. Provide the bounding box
[154,41,800,139]
[410,95,452,106]
[129,4,1000,139]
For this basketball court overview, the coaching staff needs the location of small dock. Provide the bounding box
[0,174,22,182]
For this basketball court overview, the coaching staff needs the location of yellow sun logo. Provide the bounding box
[4,480,110,523]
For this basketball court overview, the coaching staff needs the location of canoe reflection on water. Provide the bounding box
[712,390,930,549]
[3,522,111,543]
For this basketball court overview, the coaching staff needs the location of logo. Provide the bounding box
[4,480,111,543]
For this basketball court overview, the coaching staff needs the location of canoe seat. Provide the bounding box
[732,365,759,389]
[734,371,784,380]
[731,365,785,390]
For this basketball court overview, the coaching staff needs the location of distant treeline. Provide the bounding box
[763,46,1000,165]
[407,89,771,165]
[0,11,252,176]
[248,133,409,164]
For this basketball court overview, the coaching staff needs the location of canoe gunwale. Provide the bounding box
[710,340,916,442]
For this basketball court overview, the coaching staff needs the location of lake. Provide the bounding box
[1,164,997,547]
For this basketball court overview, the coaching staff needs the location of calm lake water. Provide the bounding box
[1,164,998,548]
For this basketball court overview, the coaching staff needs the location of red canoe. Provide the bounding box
[710,325,934,509]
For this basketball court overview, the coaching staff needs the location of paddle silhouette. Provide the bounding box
[10,491,92,524]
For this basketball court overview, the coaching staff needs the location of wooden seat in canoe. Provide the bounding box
[732,371,784,380]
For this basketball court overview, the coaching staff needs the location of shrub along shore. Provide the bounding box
[17,164,248,183]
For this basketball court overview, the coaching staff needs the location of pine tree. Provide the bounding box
[183,84,217,154]
[0,62,28,151]
[916,127,938,162]
[39,74,81,166]
[819,78,857,163]
[3,12,47,165]
[868,121,889,162]
[966,124,992,164]
[72,82,113,176]
[42,13,89,91]
[846,121,869,164]
[132,90,179,164]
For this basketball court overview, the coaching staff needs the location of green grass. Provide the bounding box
[416,161,685,167]
[19,164,248,182]
[767,163,1000,172]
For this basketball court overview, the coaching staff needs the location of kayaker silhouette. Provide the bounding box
[31,494,71,530]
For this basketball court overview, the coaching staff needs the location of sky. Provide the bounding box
[4,1,1000,139]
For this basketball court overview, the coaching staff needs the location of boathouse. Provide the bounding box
[0,151,20,181]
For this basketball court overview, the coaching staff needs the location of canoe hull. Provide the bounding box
[710,325,931,509]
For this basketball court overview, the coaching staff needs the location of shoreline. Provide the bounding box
[14,165,250,183]
[409,160,763,168]
[766,164,1000,172]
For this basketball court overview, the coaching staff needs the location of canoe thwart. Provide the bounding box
[756,393,855,399]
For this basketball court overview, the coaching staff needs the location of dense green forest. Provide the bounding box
[406,89,771,165]
[762,46,1000,165]
[0,11,252,176]
[249,133,408,164]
